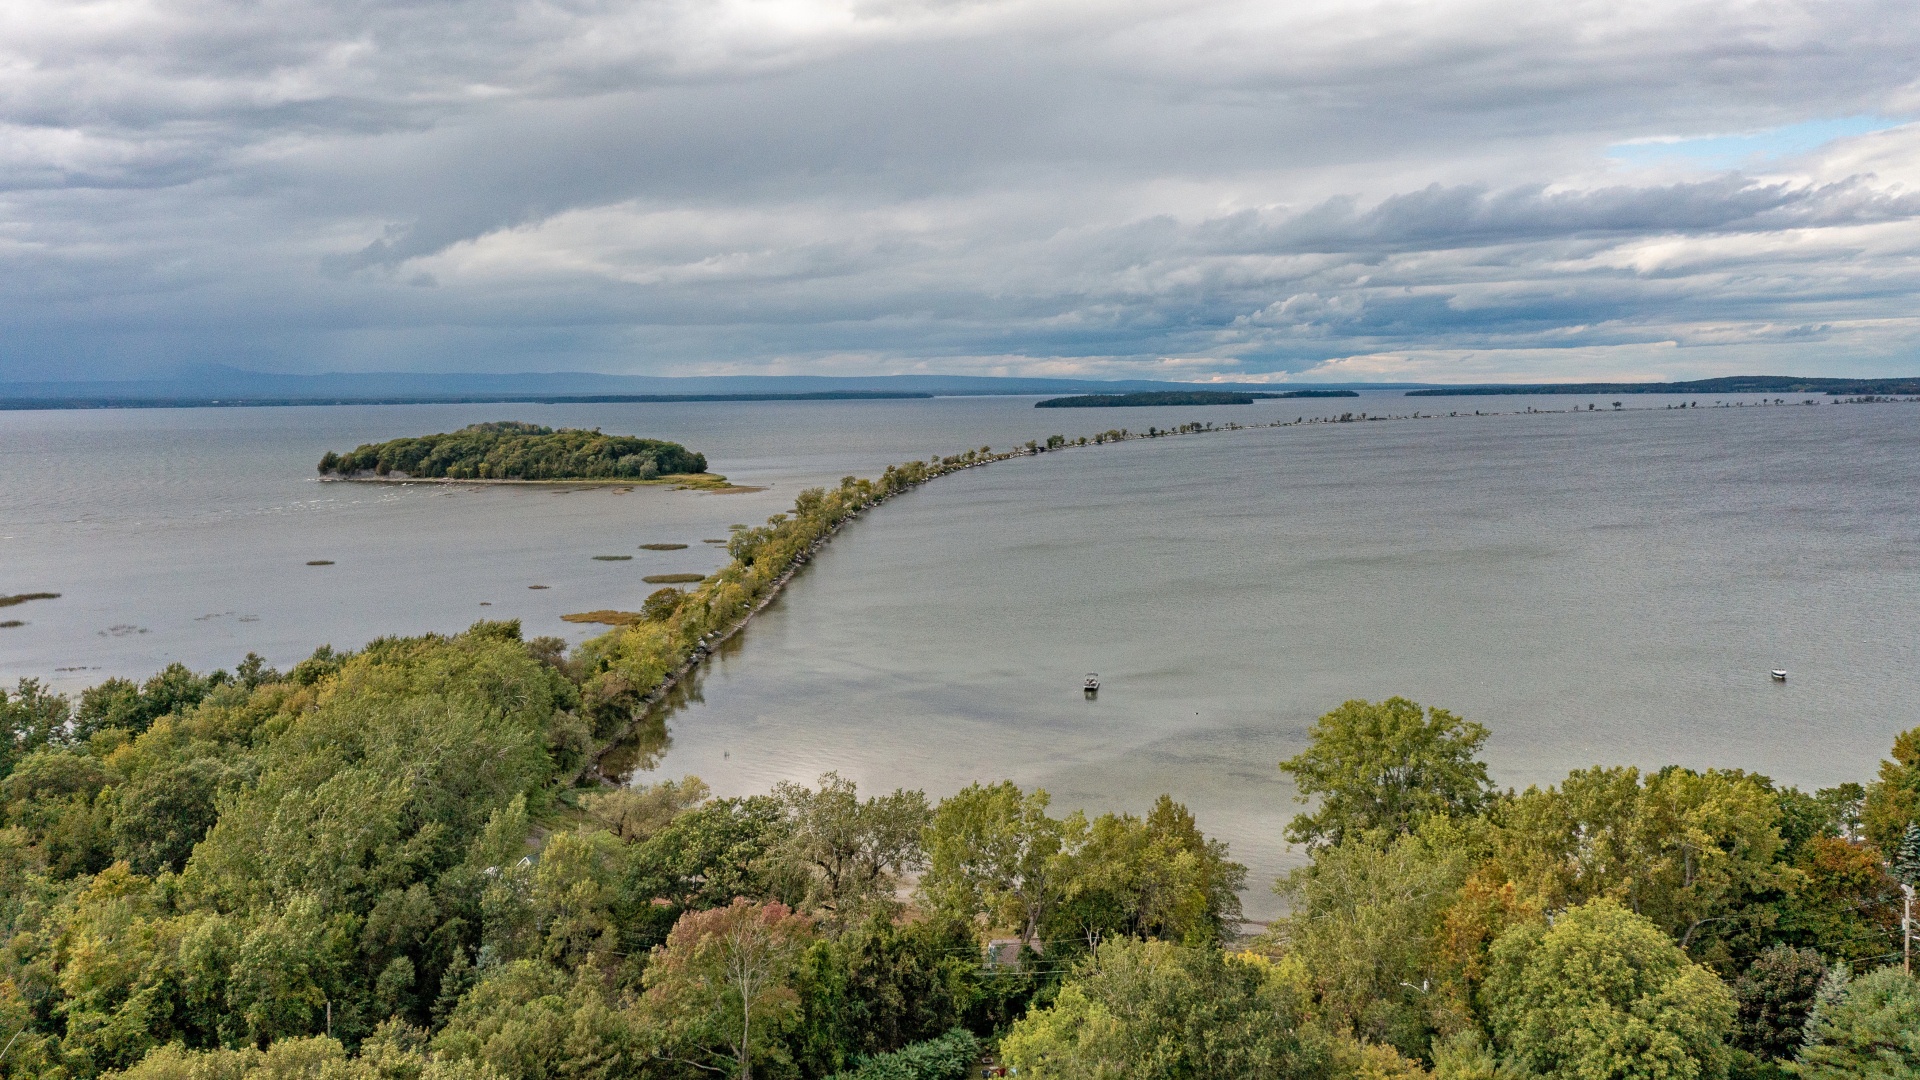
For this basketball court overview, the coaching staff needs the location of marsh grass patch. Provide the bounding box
[0,620,23,629]
[561,610,642,626]
[306,560,335,566]
[643,573,705,584]
[0,592,60,608]
[640,543,689,550]
[592,555,634,561]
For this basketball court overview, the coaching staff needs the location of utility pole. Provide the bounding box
[1905,883,1914,976]
[1895,824,1920,976]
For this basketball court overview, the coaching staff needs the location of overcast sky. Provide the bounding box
[5,0,1919,383]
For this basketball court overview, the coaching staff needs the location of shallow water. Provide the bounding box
[3,393,1916,917]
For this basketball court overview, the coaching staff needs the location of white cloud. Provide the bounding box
[2,0,1919,380]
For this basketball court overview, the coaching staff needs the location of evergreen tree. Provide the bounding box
[1893,823,1920,887]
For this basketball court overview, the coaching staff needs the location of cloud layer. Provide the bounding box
[5,0,1920,381]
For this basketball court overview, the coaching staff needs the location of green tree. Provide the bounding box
[1485,898,1737,1080]
[1047,796,1246,949]
[317,422,707,481]
[109,757,233,875]
[644,898,815,1080]
[186,622,570,913]
[999,938,1326,1080]
[73,663,222,742]
[1893,823,1920,887]
[433,959,654,1079]
[1730,946,1827,1069]
[1495,766,1788,954]
[921,782,1063,945]
[625,794,802,950]
[1279,697,1493,849]
[1790,964,1920,1079]
[1270,821,1475,1057]
[775,772,931,920]
[791,914,986,1077]
[0,678,70,779]
[2,747,115,878]
[579,775,709,842]
[1864,728,1920,855]
[824,1029,981,1080]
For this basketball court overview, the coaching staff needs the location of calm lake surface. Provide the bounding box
[4,393,1916,917]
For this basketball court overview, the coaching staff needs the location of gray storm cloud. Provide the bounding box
[3,0,1919,381]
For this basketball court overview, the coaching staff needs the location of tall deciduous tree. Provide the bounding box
[775,772,930,919]
[1494,766,1788,953]
[644,898,815,1080]
[921,782,1063,945]
[1270,820,1476,1057]
[1047,795,1247,949]
[1279,697,1493,849]
[1864,727,1920,854]
[1485,898,1736,1080]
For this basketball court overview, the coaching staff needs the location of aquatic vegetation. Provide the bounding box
[0,591,60,608]
[640,542,690,550]
[305,559,334,566]
[593,555,634,561]
[0,619,23,628]
[561,610,642,625]
[642,573,705,584]
[317,420,707,480]
[528,584,550,589]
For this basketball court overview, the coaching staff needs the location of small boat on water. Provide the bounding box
[1083,673,1101,696]
[1771,669,1788,681]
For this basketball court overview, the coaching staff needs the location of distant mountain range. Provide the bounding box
[1,366,1915,408]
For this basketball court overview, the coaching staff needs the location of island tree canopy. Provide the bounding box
[317,421,707,480]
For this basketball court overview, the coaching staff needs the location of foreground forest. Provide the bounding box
[4,639,1918,1080]
[3,449,1919,1080]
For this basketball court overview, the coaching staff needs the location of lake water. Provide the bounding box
[4,393,1917,917]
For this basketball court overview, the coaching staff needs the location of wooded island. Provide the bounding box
[1036,390,1277,407]
[317,421,708,481]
